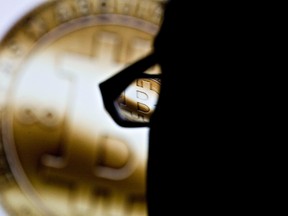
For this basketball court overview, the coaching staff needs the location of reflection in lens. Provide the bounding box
[116,78,161,123]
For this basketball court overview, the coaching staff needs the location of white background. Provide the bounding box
[0,1,44,215]
[0,0,46,40]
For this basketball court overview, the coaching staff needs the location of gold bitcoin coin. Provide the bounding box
[0,0,164,215]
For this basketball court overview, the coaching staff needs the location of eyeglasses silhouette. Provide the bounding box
[99,53,161,127]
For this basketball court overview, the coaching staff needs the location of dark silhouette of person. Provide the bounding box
[100,0,278,215]
[146,0,277,215]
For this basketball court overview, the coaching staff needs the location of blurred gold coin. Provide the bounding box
[0,0,164,215]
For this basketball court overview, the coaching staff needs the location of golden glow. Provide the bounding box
[0,0,165,215]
